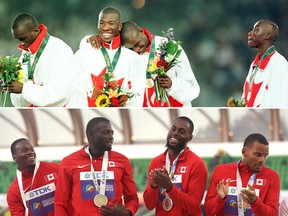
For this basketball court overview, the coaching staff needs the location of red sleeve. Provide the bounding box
[54,161,72,216]
[204,166,226,216]
[143,159,160,210]
[250,171,280,216]
[6,180,26,216]
[121,157,139,215]
[167,158,208,213]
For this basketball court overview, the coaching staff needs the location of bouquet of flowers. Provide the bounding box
[227,97,246,107]
[147,28,182,106]
[93,72,136,107]
[0,55,24,107]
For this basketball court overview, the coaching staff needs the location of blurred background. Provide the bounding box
[1,0,288,106]
[0,108,288,215]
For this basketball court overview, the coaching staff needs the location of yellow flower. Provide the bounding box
[106,88,119,98]
[147,56,160,73]
[18,69,24,83]
[95,94,110,107]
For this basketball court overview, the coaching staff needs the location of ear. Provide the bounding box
[188,134,193,142]
[118,22,123,32]
[241,147,247,157]
[12,155,17,162]
[264,32,271,40]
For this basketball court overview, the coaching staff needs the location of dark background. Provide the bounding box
[1,0,287,106]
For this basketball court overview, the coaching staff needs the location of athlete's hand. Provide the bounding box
[3,81,23,93]
[87,34,102,49]
[157,74,172,89]
[241,184,257,204]
[151,167,173,192]
[99,203,131,216]
[216,178,230,199]
[149,168,160,188]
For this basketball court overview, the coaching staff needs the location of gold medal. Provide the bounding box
[146,78,154,88]
[162,197,173,211]
[94,194,108,207]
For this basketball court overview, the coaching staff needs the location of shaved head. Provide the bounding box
[11,13,39,31]
[259,19,279,43]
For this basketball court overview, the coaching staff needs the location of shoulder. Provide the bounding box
[213,162,237,172]
[40,161,59,170]
[120,46,140,58]
[7,177,18,193]
[261,166,280,177]
[273,51,288,63]
[48,35,73,51]
[61,147,86,164]
[109,150,129,161]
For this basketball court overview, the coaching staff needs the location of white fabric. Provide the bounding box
[142,35,200,107]
[73,36,145,107]
[242,51,288,107]
[279,198,288,216]
[11,36,77,107]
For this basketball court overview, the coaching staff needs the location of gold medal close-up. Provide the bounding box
[146,78,154,88]
[94,193,108,207]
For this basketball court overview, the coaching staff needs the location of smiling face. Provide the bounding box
[12,140,36,171]
[97,12,122,43]
[242,141,269,172]
[166,118,193,152]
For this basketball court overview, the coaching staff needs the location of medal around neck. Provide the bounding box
[94,194,108,207]
[163,197,173,211]
[146,78,154,88]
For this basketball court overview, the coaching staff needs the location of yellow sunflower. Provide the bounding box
[95,94,110,107]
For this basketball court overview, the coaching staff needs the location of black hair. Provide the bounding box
[11,138,29,155]
[243,133,269,148]
[86,117,110,137]
[174,116,194,134]
[11,13,39,31]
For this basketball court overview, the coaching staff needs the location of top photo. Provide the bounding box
[1,0,288,108]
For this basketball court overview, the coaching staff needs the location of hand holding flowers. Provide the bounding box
[147,28,182,106]
[0,55,24,107]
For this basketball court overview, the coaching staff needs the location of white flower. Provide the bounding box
[164,54,174,63]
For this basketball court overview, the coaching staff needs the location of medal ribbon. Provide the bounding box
[100,46,121,72]
[162,149,185,197]
[146,36,156,79]
[16,161,40,216]
[27,33,50,79]
[236,161,257,216]
[85,146,109,196]
[248,46,275,92]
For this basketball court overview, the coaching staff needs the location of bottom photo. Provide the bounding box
[0,108,287,216]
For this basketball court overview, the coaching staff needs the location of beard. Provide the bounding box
[165,138,187,152]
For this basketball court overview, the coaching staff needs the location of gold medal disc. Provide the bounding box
[146,78,154,88]
[94,194,108,207]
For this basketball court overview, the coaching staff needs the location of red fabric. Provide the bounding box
[54,146,139,216]
[143,85,183,107]
[140,28,153,54]
[243,51,275,107]
[97,34,121,50]
[204,162,280,216]
[143,147,208,216]
[243,81,262,107]
[7,162,60,216]
[18,24,48,54]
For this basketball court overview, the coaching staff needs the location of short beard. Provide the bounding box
[165,139,187,152]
